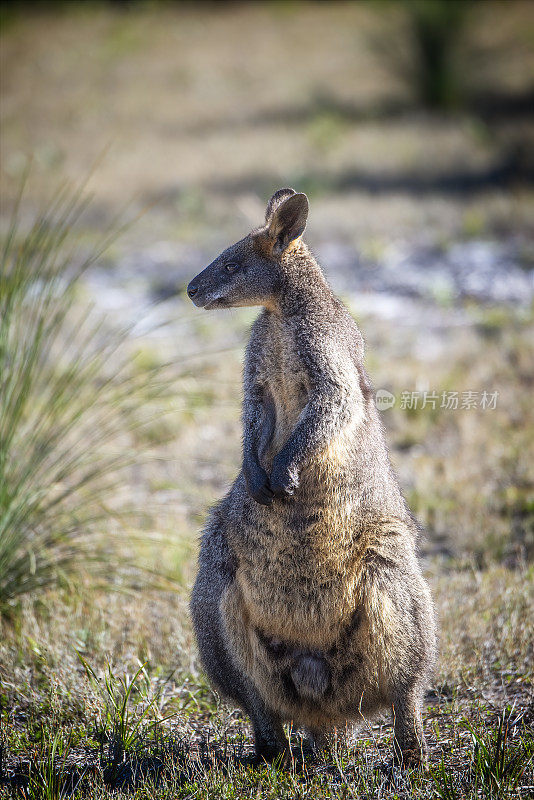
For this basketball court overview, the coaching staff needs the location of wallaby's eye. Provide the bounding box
[225,262,240,274]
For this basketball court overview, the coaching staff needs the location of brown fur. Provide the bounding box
[187,189,436,766]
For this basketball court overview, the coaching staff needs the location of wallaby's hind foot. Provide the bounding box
[302,728,333,757]
[392,685,428,769]
[252,716,289,764]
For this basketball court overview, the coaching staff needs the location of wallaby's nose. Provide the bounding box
[187,283,198,299]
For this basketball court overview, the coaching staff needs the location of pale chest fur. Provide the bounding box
[255,317,309,464]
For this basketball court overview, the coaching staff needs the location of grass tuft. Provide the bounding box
[465,708,533,797]
[26,729,82,800]
[0,179,171,613]
[77,653,175,766]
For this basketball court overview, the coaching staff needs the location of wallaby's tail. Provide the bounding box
[290,654,331,700]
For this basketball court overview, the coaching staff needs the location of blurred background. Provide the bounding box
[1,0,533,793]
[2,0,534,281]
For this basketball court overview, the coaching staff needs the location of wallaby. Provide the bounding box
[187,189,436,767]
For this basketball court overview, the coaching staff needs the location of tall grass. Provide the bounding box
[0,180,169,613]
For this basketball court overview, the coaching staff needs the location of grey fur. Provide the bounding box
[187,190,437,767]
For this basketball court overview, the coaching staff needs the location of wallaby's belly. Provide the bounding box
[237,387,365,649]
[222,500,388,727]
[236,554,359,649]
[229,492,363,650]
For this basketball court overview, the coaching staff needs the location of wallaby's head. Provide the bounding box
[187,188,308,310]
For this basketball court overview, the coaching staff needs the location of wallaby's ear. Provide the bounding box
[266,191,309,257]
[265,188,296,223]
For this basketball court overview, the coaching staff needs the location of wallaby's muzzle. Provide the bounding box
[186,263,222,309]
[186,272,208,307]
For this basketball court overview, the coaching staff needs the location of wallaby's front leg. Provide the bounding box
[243,383,276,505]
[270,371,355,499]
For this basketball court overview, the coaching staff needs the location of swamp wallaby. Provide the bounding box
[187,189,436,767]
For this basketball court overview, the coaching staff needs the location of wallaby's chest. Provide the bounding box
[256,322,309,456]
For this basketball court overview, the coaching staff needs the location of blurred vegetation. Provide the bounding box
[0,179,175,613]
[401,0,473,110]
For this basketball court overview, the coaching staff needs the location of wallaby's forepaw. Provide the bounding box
[269,458,299,500]
[245,463,275,505]
[250,481,275,506]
